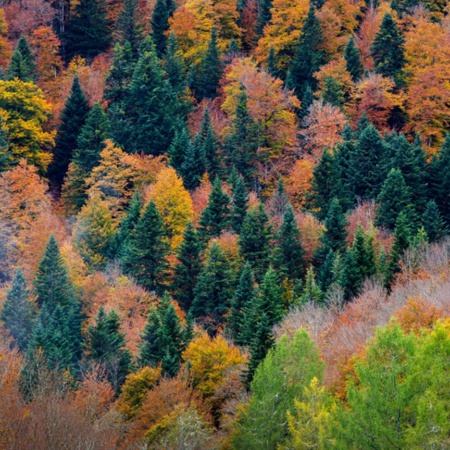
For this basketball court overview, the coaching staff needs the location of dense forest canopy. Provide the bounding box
[0,0,449,447]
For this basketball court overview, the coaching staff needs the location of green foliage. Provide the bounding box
[7,36,36,82]
[322,76,344,109]
[230,171,249,234]
[198,108,221,179]
[115,0,142,54]
[423,200,448,242]
[151,0,171,56]
[256,0,273,36]
[121,200,169,293]
[344,35,363,82]
[180,135,206,190]
[299,265,323,304]
[267,46,281,79]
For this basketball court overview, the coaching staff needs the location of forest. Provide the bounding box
[0,0,449,446]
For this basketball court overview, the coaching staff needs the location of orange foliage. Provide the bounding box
[295,212,324,262]
[285,159,315,209]
[354,7,383,71]
[0,10,12,68]
[394,297,444,334]
[191,177,213,224]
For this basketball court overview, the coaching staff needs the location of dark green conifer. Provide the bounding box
[340,248,362,300]
[172,222,203,312]
[0,116,11,172]
[322,76,344,108]
[168,125,190,174]
[299,266,323,304]
[199,178,230,239]
[230,173,249,234]
[238,203,273,280]
[7,36,36,82]
[47,76,90,189]
[65,0,111,60]
[351,224,376,279]
[180,137,206,190]
[121,200,169,293]
[198,108,221,179]
[344,36,363,82]
[1,269,34,352]
[267,46,281,79]
[84,307,132,393]
[7,49,28,81]
[151,0,170,56]
[256,0,273,36]
[371,13,405,83]
[423,200,448,243]
[376,168,413,230]
[115,0,142,54]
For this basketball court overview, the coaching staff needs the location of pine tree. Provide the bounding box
[180,137,206,190]
[267,46,281,79]
[376,168,413,230]
[351,224,376,279]
[317,248,335,292]
[151,0,170,56]
[34,235,74,308]
[256,0,272,36]
[65,0,111,60]
[322,76,344,108]
[198,108,221,179]
[191,242,234,334]
[349,124,389,200]
[238,203,273,280]
[121,200,170,293]
[168,125,190,174]
[47,76,90,189]
[344,35,363,82]
[286,4,325,102]
[224,89,259,184]
[340,248,363,301]
[423,200,448,243]
[230,173,249,234]
[7,35,36,82]
[299,266,323,304]
[115,0,142,55]
[1,269,34,352]
[0,116,11,172]
[112,36,180,155]
[257,267,284,325]
[300,83,314,118]
[84,307,132,393]
[191,28,223,100]
[199,178,230,239]
[172,222,203,312]
[274,204,305,281]
[229,262,256,345]
[371,13,405,83]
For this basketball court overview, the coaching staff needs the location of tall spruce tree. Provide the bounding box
[172,222,203,312]
[344,35,363,82]
[191,242,234,334]
[115,0,142,54]
[286,4,325,102]
[47,76,90,189]
[230,172,249,234]
[65,0,111,60]
[1,269,34,352]
[256,0,272,36]
[151,0,171,56]
[7,36,36,82]
[121,200,169,293]
[299,265,323,304]
[322,76,345,108]
[267,46,281,79]
[0,116,11,172]
[168,125,190,174]
[423,200,448,243]
[84,307,132,393]
[180,137,206,191]
[197,108,221,179]
[191,28,223,100]
[274,204,305,281]
[238,203,273,280]
[371,13,405,83]
[199,178,231,239]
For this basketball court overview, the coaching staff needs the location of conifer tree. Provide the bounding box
[317,248,335,292]
[180,137,206,190]
[423,200,448,243]
[286,4,325,102]
[340,248,363,300]
[344,35,363,82]
[0,116,11,172]
[115,0,142,54]
[84,307,132,393]
[34,235,74,308]
[198,108,221,179]
[238,203,273,280]
[191,28,223,100]
[65,0,111,60]
[300,83,314,117]
[256,0,273,36]
[351,224,376,279]
[229,262,256,345]
[225,89,259,184]
[47,76,90,189]
[1,269,34,352]
[121,200,169,293]
[112,36,180,155]
[322,76,344,108]
[168,125,190,174]
[376,168,412,230]
[349,124,389,200]
[371,13,405,83]
[267,46,281,79]
[199,178,231,239]
[274,204,305,281]
[299,266,323,304]
[191,242,234,333]
[172,222,203,312]
[230,173,249,234]
[7,36,36,82]
[151,0,170,56]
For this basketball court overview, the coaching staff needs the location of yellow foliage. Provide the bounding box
[145,166,194,250]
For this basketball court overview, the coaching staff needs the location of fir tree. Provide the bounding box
[191,28,223,100]
[229,262,256,345]
[115,0,142,54]
[180,137,206,190]
[1,269,34,352]
[286,4,325,102]
[84,307,132,393]
[351,224,376,279]
[230,173,249,234]
[198,108,221,179]
[7,49,28,81]
[65,0,111,60]
[322,76,344,108]
[267,46,281,78]
[172,222,203,312]
[151,0,171,56]
[0,116,11,172]
[371,13,405,83]
[224,89,259,184]
[274,204,305,281]
[191,242,234,334]
[34,235,74,308]
[299,266,323,304]
[47,76,90,189]
[340,248,363,300]
[168,125,190,174]
[300,83,314,118]
[199,178,230,239]
[7,36,36,82]
[376,168,413,230]
[238,203,273,280]
[344,35,363,82]
[256,0,272,36]
[121,200,169,293]
[257,267,284,325]
[423,200,448,243]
